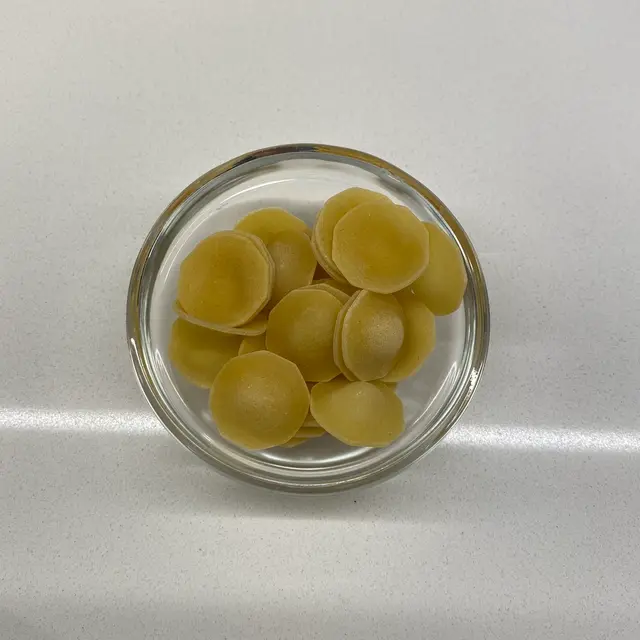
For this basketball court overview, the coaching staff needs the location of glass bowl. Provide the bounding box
[126,144,490,493]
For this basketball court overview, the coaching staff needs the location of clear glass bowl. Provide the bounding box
[126,144,490,493]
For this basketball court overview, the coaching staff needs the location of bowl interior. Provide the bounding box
[132,147,486,491]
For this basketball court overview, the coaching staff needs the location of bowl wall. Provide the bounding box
[127,144,490,492]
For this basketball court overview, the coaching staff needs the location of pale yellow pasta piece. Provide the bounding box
[310,379,404,447]
[295,426,325,438]
[382,291,436,382]
[168,319,242,388]
[332,202,429,293]
[177,231,273,327]
[310,230,348,283]
[279,437,310,448]
[280,423,326,447]
[341,290,405,381]
[301,283,349,305]
[235,207,309,244]
[267,230,316,304]
[302,413,321,427]
[314,188,388,275]
[173,301,267,336]
[210,351,309,449]
[238,333,266,355]
[238,230,278,277]
[313,278,358,297]
[266,288,342,382]
[409,222,467,315]
[332,293,358,382]
[302,388,319,426]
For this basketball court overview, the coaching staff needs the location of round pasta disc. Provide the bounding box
[238,230,277,276]
[295,426,325,438]
[238,333,266,355]
[168,318,242,388]
[233,231,277,307]
[332,202,430,293]
[341,290,405,381]
[266,230,317,304]
[409,223,467,315]
[235,207,309,244]
[301,282,350,304]
[302,413,321,427]
[177,231,273,327]
[302,385,319,425]
[314,188,388,275]
[382,291,436,382]
[266,288,342,382]
[279,437,310,448]
[310,230,348,283]
[173,301,267,336]
[310,379,404,447]
[312,278,357,297]
[332,293,359,381]
[210,351,309,449]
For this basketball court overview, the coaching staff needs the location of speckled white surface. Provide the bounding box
[1,1,640,638]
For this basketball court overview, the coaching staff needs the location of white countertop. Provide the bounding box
[2,1,639,638]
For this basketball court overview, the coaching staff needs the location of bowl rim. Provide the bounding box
[126,143,490,493]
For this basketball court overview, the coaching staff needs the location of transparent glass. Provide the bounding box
[127,144,490,493]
